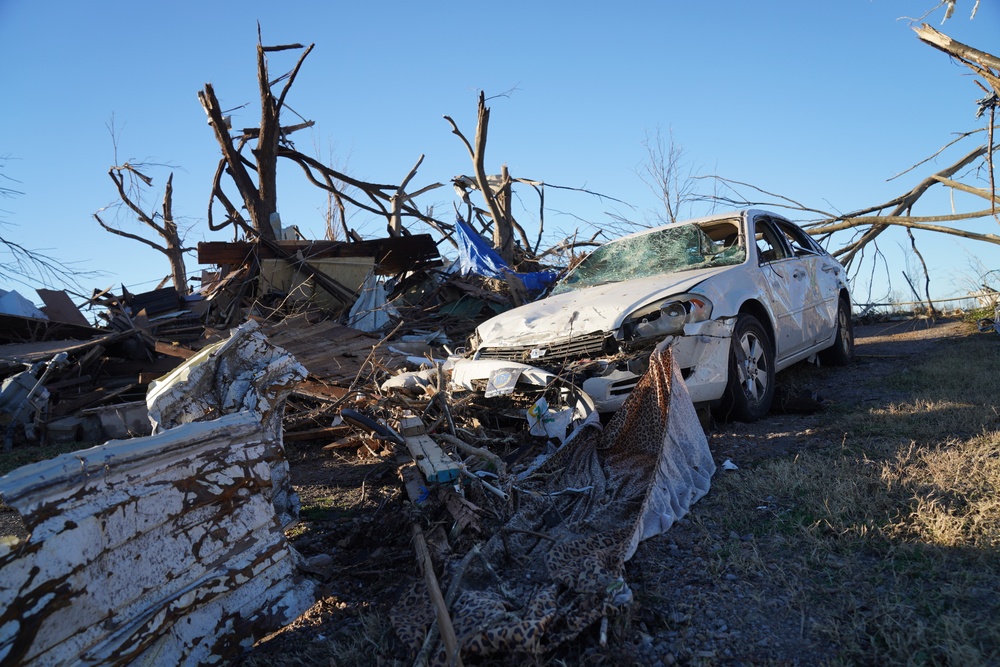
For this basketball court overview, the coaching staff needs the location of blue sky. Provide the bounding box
[1,0,998,308]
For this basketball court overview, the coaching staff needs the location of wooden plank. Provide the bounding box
[291,380,349,402]
[399,462,432,507]
[0,313,104,345]
[284,425,350,441]
[399,416,460,485]
[261,317,382,384]
[0,334,118,364]
[197,234,442,275]
[154,340,198,359]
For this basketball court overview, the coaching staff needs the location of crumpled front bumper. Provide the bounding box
[580,318,735,412]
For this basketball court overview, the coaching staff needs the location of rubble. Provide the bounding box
[0,322,315,666]
[0,226,718,665]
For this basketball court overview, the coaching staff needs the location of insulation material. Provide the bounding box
[0,289,47,320]
[346,270,397,332]
[0,412,318,666]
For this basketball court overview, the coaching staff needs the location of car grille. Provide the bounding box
[477,331,611,365]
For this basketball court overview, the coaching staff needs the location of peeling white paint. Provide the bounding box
[0,323,317,666]
[146,320,307,528]
[0,414,317,666]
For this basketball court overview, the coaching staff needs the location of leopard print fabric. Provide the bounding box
[392,347,691,664]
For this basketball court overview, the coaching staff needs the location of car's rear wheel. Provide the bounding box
[819,297,854,366]
[716,314,775,423]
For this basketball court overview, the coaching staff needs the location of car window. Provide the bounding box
[551,219,745,295]
[754,219,791,264]
[776,220,822,257]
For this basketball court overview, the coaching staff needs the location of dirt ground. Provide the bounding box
[0,317,975,664]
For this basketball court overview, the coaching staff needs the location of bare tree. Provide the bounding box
[444,91,629,268]
[0,157,90,291]
[94,162,193,293]
[197,35,315,241]
[690,20,999,313]
[639,127,701,224]
[444,92,518,264]
[198,27,445,246]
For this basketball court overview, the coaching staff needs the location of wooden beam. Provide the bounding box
[399,416,460,485]
[197,234,442,275]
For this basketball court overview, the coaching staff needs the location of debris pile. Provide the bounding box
[0,227,717,665]
[0,233,456,448]
[383,345,715,664]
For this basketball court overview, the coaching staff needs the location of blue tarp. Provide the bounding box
[454,219,558,294]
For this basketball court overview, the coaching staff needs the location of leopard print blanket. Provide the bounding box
[391,345,716,664]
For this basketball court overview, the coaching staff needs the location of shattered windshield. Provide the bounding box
[551,222,746,295]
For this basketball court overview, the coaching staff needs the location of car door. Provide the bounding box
[773,218,839,348]
[751,215,810,359]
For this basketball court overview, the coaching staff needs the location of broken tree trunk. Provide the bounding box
[96,166,192,294]
[445,92,517,266]
[198,37,314,242]
[199,81,275,240]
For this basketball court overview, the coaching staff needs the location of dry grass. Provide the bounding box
[704,333,1000,666]
[0,439,101,476]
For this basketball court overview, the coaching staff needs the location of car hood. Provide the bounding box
[475,265,734,348]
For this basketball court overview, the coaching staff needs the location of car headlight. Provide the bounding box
[624,294,713,340]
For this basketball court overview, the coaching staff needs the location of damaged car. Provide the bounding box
[467,209,854,421]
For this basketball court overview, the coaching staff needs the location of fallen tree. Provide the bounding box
[690,20,998,314]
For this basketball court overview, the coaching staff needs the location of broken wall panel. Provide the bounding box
[35,289,92,327]
[146,320,307,527]
[258,256,374,312]
[261,315,392,385]
[0,412,317,666]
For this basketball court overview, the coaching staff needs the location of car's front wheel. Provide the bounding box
[716,313,775,423]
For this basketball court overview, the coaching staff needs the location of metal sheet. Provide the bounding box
[0,414,317,666]
[0,321,317,666]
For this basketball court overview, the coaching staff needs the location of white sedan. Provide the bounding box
[468,209,854,421]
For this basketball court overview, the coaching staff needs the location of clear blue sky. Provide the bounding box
[1,0,998,308]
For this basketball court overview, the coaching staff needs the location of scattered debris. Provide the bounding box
[0,225,720,664]
[388,345,715,663]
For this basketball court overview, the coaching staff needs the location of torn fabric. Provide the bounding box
[454,218,558,294]
[391,343,715,663]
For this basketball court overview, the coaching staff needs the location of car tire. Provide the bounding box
[819,297,854,366]
[716,313,775,423]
